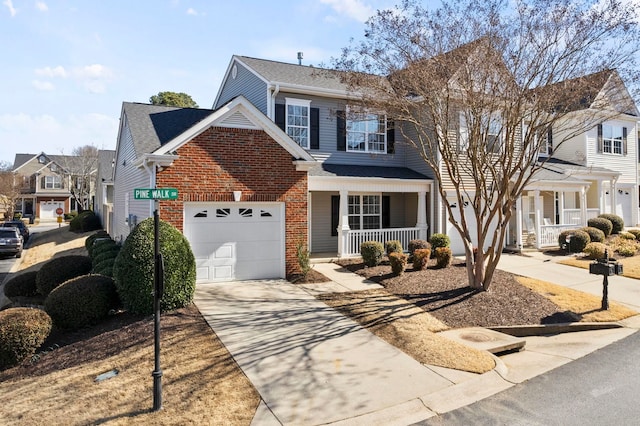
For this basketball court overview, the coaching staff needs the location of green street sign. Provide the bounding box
[134,188,179,200]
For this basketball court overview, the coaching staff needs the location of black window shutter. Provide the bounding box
[597,124,603,153]
[336,110,346,151]
[382,196,390,228]
[275,104,285,131]
[331,195,339,236]
[41,176,45,189]
[387,119,395,154]
[310,107,319,150]
[547,128,553,154]
[623,127,628,155]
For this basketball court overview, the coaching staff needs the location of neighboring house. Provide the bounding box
[95,150,116,233]
[12,152,96,222]
[513,70,640,249]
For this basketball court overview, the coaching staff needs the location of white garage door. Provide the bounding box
[184,203,285,282]
[446,197,499,255]
[40,201,64,220]
[616,190,632,227]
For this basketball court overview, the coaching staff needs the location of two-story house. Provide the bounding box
[94,149,116,234]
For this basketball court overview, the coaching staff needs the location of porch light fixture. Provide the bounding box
[233,191,242,202]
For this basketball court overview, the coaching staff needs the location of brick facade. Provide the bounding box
[156,126,308,276]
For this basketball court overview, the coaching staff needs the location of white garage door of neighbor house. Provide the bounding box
[446,198,499,255]
[184,203,285,282]
[616,190,632,227]
[40,201,64,220]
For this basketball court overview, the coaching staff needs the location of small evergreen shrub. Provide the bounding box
[296,241,311,278]
[85,230,109,252]
[434,247,452,268]
[36,255,93,297]
[412,248,431,271]
[89,238,118,258]
[0,308,52,370]
[558,230,574,251]
[588,217,613,237]
[408,239,430,255]
[628,229,640,240]
[93,258,116,276]
[598,213,624,234]
[568,230,590,253]
[113,218,196,315]
[429,233,451,250]
[385,240,403,256]
[44,274,119,330]
[92,248,121,268]
[618,231,635,240]
[360,241,385,267]
[388,252,408,276]
[581,227,605,243]
[583,242,607,259]
[69,210,101,232]
[3,271,38,298]
[617,244,637,257]
[64,211,79,221]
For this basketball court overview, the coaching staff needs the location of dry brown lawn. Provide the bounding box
[560,255,640,280]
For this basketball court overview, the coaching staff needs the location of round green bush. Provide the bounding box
[617,244,637,257]
[360,241,385,267]
[388,252,408,276]
[580,227,605,243]
[568,230,590,253]
[69,211,101,233]
[89,238,117,258]
[408,239,431,255]
[92,248,120,268]
[434,247,452,268]
[3,271,38,298]
[628,229,640,240]
[587,217,613,237]
[385,240,403,256]
[583,242,607,259]
[113,218,196,315]
[598,214,624,234]
[85,230,110,251]
[0,308,52,369]
[93,258,116,276]
[36,255,93,297]
[619,231,635,240]
[429,234,450,250]
[44,274,119,330]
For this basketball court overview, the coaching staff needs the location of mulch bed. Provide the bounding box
[335,258,578,328]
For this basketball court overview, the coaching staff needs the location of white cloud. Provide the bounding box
[73,64,112,79]
[32,80,55,91]
[186,7,197,15]
[35,1,48,12]
[35,65,67,78]
[319,0,373,22]
[3,0,16,17]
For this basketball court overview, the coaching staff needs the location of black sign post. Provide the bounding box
[152,205,164,411]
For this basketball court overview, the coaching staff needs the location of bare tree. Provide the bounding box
[334,0,640,290]
[57,145,99,211]
[0,161,20,219]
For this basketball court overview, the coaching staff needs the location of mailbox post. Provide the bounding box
[589,249,623,310]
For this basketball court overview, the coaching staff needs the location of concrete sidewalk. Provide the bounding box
[194,257,640,425]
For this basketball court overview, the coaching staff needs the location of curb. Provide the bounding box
[489,322,623,337]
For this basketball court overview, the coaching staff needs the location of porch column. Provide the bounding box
[558,192,565,225]
[610,177,618,214]
[337,189,350,257]
[596,180,603,214]
[416,191,428,240]
[533,190,542,249]
[515,196,523,250]
[580,186,588,226]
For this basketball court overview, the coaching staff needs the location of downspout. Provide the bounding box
[270,83,280,120]
[142,159,156,217]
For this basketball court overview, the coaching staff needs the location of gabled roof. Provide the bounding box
[12,153,38,171]
[97,150,116,182]
[122,103,216,157]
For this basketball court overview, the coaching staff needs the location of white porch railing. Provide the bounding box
[562,208,600,225]
[538,224,581,247]
[345,227,421,257]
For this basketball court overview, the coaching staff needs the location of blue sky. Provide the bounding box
[0,0,398,164]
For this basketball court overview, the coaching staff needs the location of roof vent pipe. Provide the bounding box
[297,52,303,65]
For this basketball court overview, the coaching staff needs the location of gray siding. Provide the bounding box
[112,116,154,242]
[311,191,337,253]
[215,61,268,114]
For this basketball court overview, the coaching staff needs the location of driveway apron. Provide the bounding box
[194,280,452,425]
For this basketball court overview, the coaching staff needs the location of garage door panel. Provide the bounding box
[235,260,281,280]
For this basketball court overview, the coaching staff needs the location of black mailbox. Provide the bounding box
[589,249,622,310]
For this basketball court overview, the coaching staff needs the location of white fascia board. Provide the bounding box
[269,82,360,100]
[134,154,179,169]
[524,180,590,190]
[293,160,317,172]
[309,175,432,192]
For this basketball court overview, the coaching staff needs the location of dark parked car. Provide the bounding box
[2,220,29,242]
[0,227,23,258]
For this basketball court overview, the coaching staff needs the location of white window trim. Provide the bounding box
[285,97,311,149]
[347,193,382,230]
[602,124,623,155]
[460,111,503,153]
[523,122,551,159]
[44,175,62,189]
[346,107,387,154]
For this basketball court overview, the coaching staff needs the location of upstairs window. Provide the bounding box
[285,98,310,149]
[346,111,387,153]
[459,111,503,153]
[43,175,62,189]
[600,124,625,155]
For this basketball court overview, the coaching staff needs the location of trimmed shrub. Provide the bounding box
[429,233,451,251]
[69,210,101,233]
[628,229,640,240]
[85,230,110,252]
[89,238,118,258]
[598,213,624,234]
[360,241,385,267]
[617,244,637,257]
[36,255,93,297]
[64,211,79,221]
[408,239,430,255]
[93,258,116,275]
[44,274,119,330]
[569,230,590,253]
[581,227,605,243]
[113,218,196,315]
[413,248,431,271]
[389,252,408,276]
[618,231,636,240]
[587,217,613,237]
[3,271,38,298]
[434,247,452,269]
[385,240,403,256]
[92,247,121,268]
[558,230,573,251]
[0,308,52,369]
[584,242,607,260]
